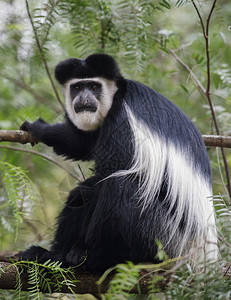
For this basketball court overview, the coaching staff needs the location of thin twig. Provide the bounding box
[2,73,60,113]
[78,163,86,181]
[205,0,218,95]
[25,0,65,111]
[191,0,231,197]
[154,37,206,94]
[172,41,193,53]
[23,218,43,242]
[0,145,80,181]
[191,0,206,36]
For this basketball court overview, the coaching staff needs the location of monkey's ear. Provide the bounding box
[55,54,123,85]
[55,58,82,85]
[85,54,121,80]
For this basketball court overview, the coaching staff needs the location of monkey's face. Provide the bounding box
[64,78,118,131]
[71,80,101,114]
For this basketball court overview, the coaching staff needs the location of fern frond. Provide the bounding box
[0,159,38,234]
[27,264,42,300]
[211,194,231,219]
[58,0,153,72]
[32,0,60,50]
[15,268,24,300]
[116,0,153,72]
[214,65,231,86]
[175,0,187,7]
[9,260,79,298]
[58,0,118,57]
[104,261,140,299]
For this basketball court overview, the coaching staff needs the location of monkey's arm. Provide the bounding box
[20,118,98,160]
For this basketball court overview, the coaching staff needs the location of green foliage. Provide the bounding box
[115,0,154,71]
[159,0,171,10]
[155,239,169,261]
[32,0,60,50]
[213,194,231,219]
[100,262,140,299]
[212,194,231,259]
[0,0,231,299]
[161,197,231,300]
[1,259,80,299]
[100,248,231,300]
[165,263,231,300]
[98,258,180,298]
[57,0,155,71]
[57,0,118,56]
[0,159,38,237]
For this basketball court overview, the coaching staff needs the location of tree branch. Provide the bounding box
[0,130,38,145]
[203,135,231,148]
[0,254,152,295]
[0,262,115,295]
[0,254,230,295]
[1,130,231,149]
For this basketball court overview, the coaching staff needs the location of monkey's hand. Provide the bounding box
[20,118,49,145]
[21,118,86,157]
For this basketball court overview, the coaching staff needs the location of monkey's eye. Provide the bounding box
[75,85,81,92]
[91,85,100,92]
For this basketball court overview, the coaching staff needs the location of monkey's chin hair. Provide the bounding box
[72,110,104,131]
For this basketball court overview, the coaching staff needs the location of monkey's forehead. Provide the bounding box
[64,77,113,87]
[65,77,104,85]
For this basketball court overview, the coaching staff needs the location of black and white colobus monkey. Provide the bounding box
[20,54,218,271]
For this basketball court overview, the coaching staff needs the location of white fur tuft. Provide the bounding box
[114,104,218,263]
[64,77,118,131]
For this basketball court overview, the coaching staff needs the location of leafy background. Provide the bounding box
[0,0,231,299]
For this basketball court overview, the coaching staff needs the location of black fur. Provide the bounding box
[55,53,122,85]
[20,54,212,271]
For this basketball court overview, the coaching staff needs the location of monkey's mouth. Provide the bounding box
[74,104,97,113]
